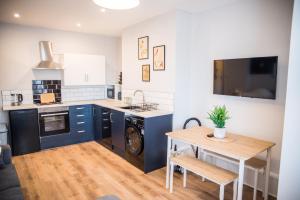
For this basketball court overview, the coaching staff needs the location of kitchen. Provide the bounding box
[0,0,299,200]
[1,38,172,171]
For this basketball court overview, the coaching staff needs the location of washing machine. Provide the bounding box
[125,116,144,171]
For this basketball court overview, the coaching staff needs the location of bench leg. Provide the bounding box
[262,168,265,197]
[170,162,174,193]
[166,137,171,189]
[202,150,207,182]
[183,168,187,187]
[253,169,258,200]
[233,179,238,200]
[220,184,224,200]
[264,148,271,200]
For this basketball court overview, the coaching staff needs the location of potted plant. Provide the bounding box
[208,105,230,139]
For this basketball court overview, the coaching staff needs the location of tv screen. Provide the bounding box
[213,56,278,99]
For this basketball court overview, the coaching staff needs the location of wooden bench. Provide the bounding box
[201,150,267,200]
[170,155,238,200]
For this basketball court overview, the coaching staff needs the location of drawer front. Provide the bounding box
[101,108,111,117]
[73,113,90,123]
[102,126,111,138]
[102,117,110,124]
[69,104,93,142]
[70,105,92,116]
[73,121,91,131]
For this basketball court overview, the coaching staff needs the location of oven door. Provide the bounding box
[39,111,70,137]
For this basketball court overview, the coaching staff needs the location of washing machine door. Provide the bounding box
[125,125,144,156]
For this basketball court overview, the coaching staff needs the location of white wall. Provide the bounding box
[0,23,121,122]
[121,11,193,128]
[0,23,121,90]
[188,0,292,195]
[121,12,177,112]
[173,12,193,129]
[121,3,292,194]
[122,12,177,93]
[278,0,300,199]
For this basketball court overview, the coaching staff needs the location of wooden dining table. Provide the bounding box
[165,126,275,200]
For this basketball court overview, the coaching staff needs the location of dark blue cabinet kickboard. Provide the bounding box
[40,133,72,149]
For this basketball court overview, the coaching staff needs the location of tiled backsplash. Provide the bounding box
[1,89,33,105]
[61,86,105,101]
[122,89,174,111]
[1,84,106,106]
[32,80,62,103]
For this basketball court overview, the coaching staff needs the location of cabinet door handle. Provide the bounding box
[76,114,85,117]
[102,118,109,121]
[102,112,109,115]
[77,130,86,133]
[77,122,85,125]
[76,107,85,110]
[41,112,68,117]
[110,113,113,123]
[103,127,109,129]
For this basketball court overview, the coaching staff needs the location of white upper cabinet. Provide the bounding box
[63,53,106,86]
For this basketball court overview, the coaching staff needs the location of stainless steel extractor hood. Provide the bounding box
[34,41,63,70]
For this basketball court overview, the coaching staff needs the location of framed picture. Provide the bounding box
[138,36,149,60]
[153,45,165,71]
[142,64,150,82]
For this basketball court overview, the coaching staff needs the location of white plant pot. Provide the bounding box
[214,128,226,139]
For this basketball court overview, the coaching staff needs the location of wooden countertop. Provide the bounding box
[2,99,173,118]
[166,126,275,160]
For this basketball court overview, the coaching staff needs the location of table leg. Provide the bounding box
[264,148,271,200]
[166,137,172,189]
[237,160,245,200]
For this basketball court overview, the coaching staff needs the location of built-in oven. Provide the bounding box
[38,106,70,137]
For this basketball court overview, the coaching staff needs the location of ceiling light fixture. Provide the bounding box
[13,13,20,18]
[76,23,81,27]
[100,8,106,13]
[92,0,139,10]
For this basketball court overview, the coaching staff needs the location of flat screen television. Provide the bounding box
[213,56,278,99]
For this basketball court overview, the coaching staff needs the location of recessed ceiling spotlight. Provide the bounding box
[100,8,106,13]
[92,0,139,10]
[76,23,81,27]
[13,13,20,18]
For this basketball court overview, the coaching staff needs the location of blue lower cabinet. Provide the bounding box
[69,105,94,143]
[93,105,103,140]
[111,109,125,156]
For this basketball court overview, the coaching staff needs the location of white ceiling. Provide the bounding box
[0,0,239,36]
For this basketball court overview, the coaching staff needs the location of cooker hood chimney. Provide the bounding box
[35,41,63,69]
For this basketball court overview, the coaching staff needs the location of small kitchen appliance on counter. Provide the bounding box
[10,93,23,106]
[107,85,115,99]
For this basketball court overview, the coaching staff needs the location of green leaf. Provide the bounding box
[207,105,230,128]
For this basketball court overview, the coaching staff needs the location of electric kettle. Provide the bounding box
[10,94,23,106]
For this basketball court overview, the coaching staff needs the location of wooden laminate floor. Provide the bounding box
[13,142,274,200]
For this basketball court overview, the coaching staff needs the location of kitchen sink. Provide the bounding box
[119,103,159,113]
[120,105,142,110]
[119,105,145,112]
